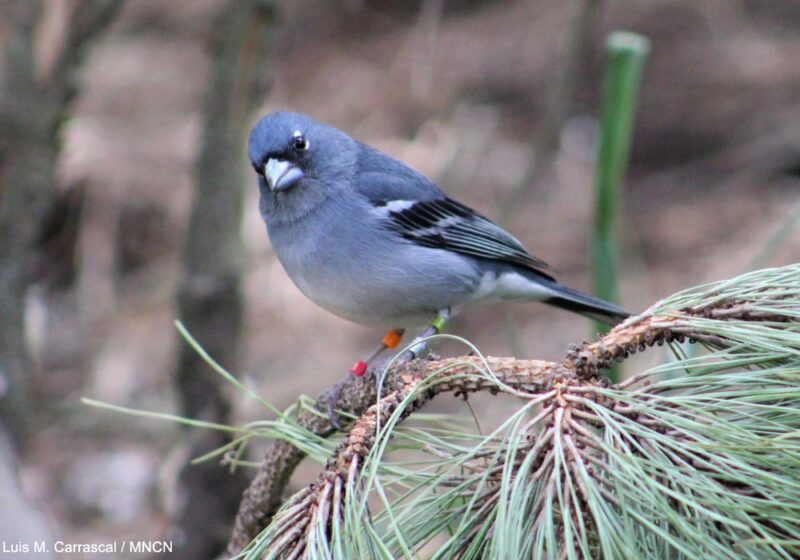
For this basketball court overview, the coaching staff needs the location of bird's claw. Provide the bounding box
[324,377,348,431]
[326,398,342,431]
[321,356,399,432]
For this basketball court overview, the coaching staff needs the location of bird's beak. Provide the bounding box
[264,158,304,192]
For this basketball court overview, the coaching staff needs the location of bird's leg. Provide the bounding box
[324,309,450,430]
[396,308,451,364]
[347,328,405,377]
[325,328,405,430]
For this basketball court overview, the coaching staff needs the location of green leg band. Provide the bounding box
[431,315,447,333]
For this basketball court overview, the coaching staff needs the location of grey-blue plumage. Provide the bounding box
[248,111,629,329]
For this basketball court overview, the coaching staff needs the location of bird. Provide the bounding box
[248,111,630,424]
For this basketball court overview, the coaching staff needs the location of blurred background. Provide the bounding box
[1,0,799,558]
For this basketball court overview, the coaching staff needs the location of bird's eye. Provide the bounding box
[291,131,309,152]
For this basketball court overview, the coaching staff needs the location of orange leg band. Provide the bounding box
[382,329,404,349]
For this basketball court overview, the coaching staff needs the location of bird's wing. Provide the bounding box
[373,197,557,280]
[353,141,556,279]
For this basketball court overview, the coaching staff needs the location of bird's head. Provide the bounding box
[248,111,357,195]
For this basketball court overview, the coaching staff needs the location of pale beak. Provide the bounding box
[264,158,304,192]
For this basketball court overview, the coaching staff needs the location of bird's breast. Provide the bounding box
[265,201,480,327]
[266,211,392,324]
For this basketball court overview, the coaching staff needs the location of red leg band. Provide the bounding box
[349,360,368,377]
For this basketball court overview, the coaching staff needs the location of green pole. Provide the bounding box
[592,31,650,378]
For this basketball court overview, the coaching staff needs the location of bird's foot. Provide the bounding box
[324,329,405,431]
[324,374,354,431]
[324,357,398,431]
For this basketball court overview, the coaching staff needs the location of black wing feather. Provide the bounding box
[379,197,556,280]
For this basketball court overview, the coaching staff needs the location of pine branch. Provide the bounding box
[229,264,800,557]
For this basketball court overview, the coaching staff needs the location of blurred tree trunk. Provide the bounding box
[170,1,273,558]
[0,427,55,558]
[0,0,123,446]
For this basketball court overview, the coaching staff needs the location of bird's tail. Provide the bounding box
[539,280,630,326]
